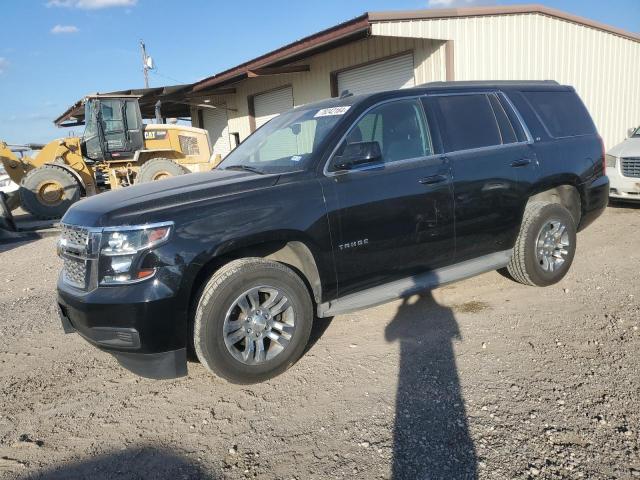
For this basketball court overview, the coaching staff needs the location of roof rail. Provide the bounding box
[419,80,560,88]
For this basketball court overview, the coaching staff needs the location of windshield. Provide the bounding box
[219,105,348,174]
[633,126,640,138]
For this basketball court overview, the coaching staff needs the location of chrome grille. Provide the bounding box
[621,157,640,178]
[60,224,89,254]
[59,223,95,290]
[63,257,87,289]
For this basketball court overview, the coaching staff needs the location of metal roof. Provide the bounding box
[54,84,191,126]
[54,4,639,126]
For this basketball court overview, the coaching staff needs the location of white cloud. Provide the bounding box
[51,24,79,34]
[46,0,137,9]
[428,0,480,7]
[0,57,8,74]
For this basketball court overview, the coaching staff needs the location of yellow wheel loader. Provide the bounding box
[0,95,217,219]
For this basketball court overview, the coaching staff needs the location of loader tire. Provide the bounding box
[137,158,186,183]
[20,165,81,219]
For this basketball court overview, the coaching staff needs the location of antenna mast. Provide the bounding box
[140,40,150,88]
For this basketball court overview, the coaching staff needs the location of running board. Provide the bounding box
[317,250,512,317]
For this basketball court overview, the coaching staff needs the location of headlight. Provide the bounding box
[605,154,617,168]
[99,222,172,285]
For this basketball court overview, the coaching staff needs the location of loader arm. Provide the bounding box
[1,139,96,196]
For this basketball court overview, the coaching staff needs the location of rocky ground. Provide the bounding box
[0,204,638,480]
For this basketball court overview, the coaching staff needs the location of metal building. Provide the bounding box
[55,5,640,154]
[185,5,639,156]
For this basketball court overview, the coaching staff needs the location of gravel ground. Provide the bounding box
[0,204,638,480]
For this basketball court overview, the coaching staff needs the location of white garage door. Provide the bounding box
[337,53,415,96]
[254,87,294,129]
[202,105,231,158]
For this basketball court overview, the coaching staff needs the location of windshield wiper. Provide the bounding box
[223,165,265,175]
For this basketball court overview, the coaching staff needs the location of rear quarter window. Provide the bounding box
[523,90,595,138]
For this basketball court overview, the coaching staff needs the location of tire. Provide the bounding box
[19,165,81,219]
[194,258,313,383]
[137,158,186,183]
[505,201,577,287]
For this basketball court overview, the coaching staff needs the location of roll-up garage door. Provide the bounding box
[254,87,294,129]
[202,105,231,158]
[337,53,415,96]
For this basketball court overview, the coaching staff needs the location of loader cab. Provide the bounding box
[82,96,144,162]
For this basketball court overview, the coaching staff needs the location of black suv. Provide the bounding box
[57,81,609,383]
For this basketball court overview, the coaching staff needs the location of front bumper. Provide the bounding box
[607,166,640,201]
[57,273,188,379]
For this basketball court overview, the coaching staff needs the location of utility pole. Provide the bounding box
[140,40,150,88]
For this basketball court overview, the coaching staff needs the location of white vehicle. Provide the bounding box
[607,128,640,202]
[0,161,19,195]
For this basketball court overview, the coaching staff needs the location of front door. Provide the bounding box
[322,98,455,297]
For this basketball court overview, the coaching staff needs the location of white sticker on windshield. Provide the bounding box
[314,106,351,118]
[291,155,302,162]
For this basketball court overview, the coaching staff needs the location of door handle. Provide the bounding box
[418,174,447,185]
[510,158,533,168]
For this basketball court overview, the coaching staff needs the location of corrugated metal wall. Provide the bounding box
[195,36,446,143]
[372,13,640,150]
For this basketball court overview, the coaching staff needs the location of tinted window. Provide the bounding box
[488,94,517,144]
[523,90,595,138]
[125,101,141,130]
[434,94,502,152]
[335,99,431,165]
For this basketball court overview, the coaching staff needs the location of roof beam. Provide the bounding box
[247,65,310,77]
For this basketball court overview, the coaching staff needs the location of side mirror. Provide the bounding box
[334,141,382,170]
[628,127,637,138]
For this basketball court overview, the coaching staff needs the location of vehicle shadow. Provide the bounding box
[18,446,218,480]
[608,199,640,210]
[385,292,477,479]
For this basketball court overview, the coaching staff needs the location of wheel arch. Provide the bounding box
[186,237,324,325]
[527,183,581,225]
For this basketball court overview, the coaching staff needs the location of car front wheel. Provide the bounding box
[193,258,313,383]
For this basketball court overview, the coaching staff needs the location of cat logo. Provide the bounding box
[144,130,168,140]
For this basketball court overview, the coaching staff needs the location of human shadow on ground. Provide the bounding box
[385,292,477,479]
[20,446,219,480]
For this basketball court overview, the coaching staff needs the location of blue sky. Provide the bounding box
[1,0,638,144]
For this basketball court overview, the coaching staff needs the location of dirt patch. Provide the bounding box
[453,300,491,314]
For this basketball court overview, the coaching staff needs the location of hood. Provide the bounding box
[608,137,640,158]
[62,169,279,227]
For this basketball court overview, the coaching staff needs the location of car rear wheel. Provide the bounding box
[193,258,313,383]
[505,201,577,287]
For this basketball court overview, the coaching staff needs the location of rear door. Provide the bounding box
[323,97,455,296]
[426,92,538,261]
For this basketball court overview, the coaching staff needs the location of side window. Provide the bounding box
[433,94,502,152]
[335,99,432,166]
[488,94,517,144]
[523,90,596,138]
[100,100,125,134]
[125,101,141,131]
